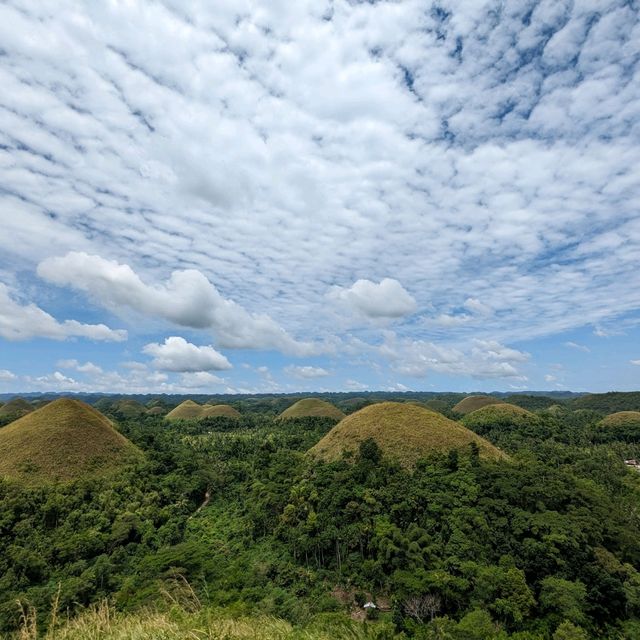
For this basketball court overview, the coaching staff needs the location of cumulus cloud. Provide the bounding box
[142,336,232,372]
[0,369,16,381]
[284,365,330,379]
[38,253,316,355]
[329,278,416,319]
[630,360,640,366]
[0,283,127,342]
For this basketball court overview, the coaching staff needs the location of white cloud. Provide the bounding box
[178,371,225,388]
[284,365,330,379]
[345,379,369,391]
[38,252,316,355]
[142,336,232,372]
[380,335,529,380]
[565,341,591,353]
[0,1,639,388]
[545,374,557,382]
[463,298,493,316]
[630,360,640,366]
[0,369,16,381]
[0,283,127,342]
[329,278,416,319]
[56,359,103,375]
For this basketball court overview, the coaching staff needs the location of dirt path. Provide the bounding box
[189,489,211,519]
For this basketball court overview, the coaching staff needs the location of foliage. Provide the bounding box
[1,403,640,638]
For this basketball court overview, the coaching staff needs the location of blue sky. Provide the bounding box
[0,0,639,395]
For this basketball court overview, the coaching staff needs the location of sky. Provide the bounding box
[0,0,639,395]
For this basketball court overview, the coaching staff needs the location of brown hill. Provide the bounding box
[309,402,507,467]
[165,400,204,420]
[0,398,141,483]
[201,404,241,419]
[452,395,505,415]
[462,403,539,429]
[600,411,640,429]
[278,398,345,421]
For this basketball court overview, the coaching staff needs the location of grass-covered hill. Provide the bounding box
[201,404,241,419]
[461,403,539,431]
[600,411,640,429]
[114,398,147,417]
[0,398,141,483]
[0,396,33,420]
[165,400,241,420]
[309,402,507,466]
[278,398,345,421]
[165,399,206,420]
[452,395,505,415]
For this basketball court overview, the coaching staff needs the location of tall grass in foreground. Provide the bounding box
[14,600,391,640]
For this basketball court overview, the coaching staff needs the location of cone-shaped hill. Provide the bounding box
[309,402,507,467]
[165,400,205,420]
[0,398,141,483]
[114,399,146,417]
[600,411,640,429]
[461,403,539,430]
[201,404,241,419]
[146,406,166,416]
[453,395,505,415]
[278,398,345,421]
[0,397,34,419]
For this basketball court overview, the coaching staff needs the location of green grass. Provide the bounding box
[452,395,505,415]
[309,402,507,466]
[0,398,141,483]
[278,399,345,421]
[461,403,539,429]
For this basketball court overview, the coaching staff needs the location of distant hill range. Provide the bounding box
[5,390,640,416]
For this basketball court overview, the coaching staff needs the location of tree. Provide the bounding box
[403,593,442,623]
[539,577,587,627]
[552,620,588,640]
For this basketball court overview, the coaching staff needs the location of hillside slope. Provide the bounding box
[279,398,345,421]
[0,398,141,483]
[310,402,507,466]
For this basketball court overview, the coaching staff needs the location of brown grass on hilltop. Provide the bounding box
[201,404,241,419]
[0,398,141,483]
[310,402,507,467]
[600,411,640,429]
[165,400,204,420]
[452,395,505,415]
[461,403,539,429]
[278,398,345,421]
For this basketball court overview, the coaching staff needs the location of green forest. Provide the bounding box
[1,394,640,639]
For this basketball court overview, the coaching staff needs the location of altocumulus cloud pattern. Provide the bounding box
[0,0,639,393]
